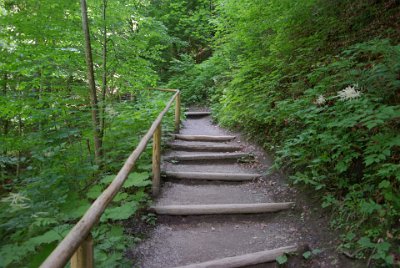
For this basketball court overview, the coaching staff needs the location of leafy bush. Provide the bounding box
[166,54,225,104]
[0,91,176,267]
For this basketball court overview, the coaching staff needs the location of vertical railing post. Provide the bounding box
[174,91,181,132]
[152,124,161,196]
[71,233,94,268]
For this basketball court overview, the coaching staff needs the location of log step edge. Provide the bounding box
[150,202,295,215]
[174,245,299,268]
[164,171,261,181]
[185,112,211,117]
[173,134,236,142]
[168,143,242,152]
[164,152,251,162]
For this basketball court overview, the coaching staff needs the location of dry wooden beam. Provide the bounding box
[151,202,294,215]
[147,87,179,93]
[164,171,261,181]
[174,134,236,142]
[174,245,298,268]
[70,234,93,268]
[152,124,161,196]
[164,152,250,162]
[168,143,242,152]
[175,93,181,132]
[185,111,211,117]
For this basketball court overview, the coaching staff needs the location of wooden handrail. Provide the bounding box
[40,89,180,268]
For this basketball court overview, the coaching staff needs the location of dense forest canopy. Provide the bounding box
[0,0,399,266]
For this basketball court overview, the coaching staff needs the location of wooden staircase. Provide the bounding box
[148,112,298,267]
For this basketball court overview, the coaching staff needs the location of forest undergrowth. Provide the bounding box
[0,0,175,266]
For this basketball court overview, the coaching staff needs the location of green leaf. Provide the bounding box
[303,251,312,259]
[378,180,390,189]
[28,229,63,246]
[87,185,103,199]
[276,254,288,264]
[312,249,322,255]
[358,237,374,248]
[101,175,116,185]
[114,192,129,202]
[360,200,381,215]
[109,226,124,237]
[100,201,138,222]
[123,172,150,188]
[375,241,390,252]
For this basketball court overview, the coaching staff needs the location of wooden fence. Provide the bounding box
[40,88,181,268]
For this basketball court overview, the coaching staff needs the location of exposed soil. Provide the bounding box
[128,109,363,268]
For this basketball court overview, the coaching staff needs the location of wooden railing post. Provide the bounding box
[71,233,93,268]
[152,124,161,196]
[174,92,181,132]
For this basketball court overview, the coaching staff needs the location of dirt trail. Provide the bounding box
[131,111,360,268]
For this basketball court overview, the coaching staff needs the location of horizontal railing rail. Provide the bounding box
[40,88,180,268]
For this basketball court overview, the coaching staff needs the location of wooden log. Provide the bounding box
[174,245,298,268]
[164,152,250,162]
[70,234,93,268]
[168,143,242,152]
[185,111,211,117]
[174,134,236,142]
[151,202,294,215]
[40,91,180,268]
[164,171,260,181]
[175,93,181,132]
[147,87,179,93]
[152,124,161,196]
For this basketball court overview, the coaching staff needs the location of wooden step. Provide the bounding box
[164,171,261,181]
[174,245,299,268]
[185,111,211,117]
[164,152,250,162]
[168,143,242,152]
[174,134,236,142]
[151,202,294,215]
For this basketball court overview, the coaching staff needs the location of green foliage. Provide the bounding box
[0,0,176,265]
[124,172,151,188]
[166,54,224,104]
[276,254,288,265]
[141,213,157,226]
[303,249,322,260]
[0,92,174,267]
[148,0,216,99]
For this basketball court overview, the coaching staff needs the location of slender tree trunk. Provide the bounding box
[38,69,42,132]
[80,0,102,164]
[2,73,9,158]
[100,0,108,140]
[2,73,8,136]
[16,114,22,177]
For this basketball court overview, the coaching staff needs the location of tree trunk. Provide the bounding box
[100,0,107,140]
[16,115,22,177]
[2,73,9,157]
[2,73,9,136]
[80,0,102,164]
